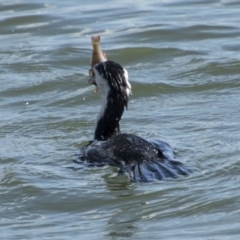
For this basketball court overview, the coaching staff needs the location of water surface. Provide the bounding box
[1,0,240,239]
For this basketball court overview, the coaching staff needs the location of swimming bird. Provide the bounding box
[77,60,191,182]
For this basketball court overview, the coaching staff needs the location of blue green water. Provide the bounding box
[1,0,240,239]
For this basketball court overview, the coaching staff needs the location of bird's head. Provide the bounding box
[89,61,131,108]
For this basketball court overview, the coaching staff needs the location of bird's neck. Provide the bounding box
[94,92,125,141]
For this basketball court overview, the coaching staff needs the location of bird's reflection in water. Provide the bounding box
[102,171,150,238]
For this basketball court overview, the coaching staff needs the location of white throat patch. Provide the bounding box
[93,69,110,122]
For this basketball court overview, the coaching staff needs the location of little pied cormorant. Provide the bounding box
[77,60,191,182]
